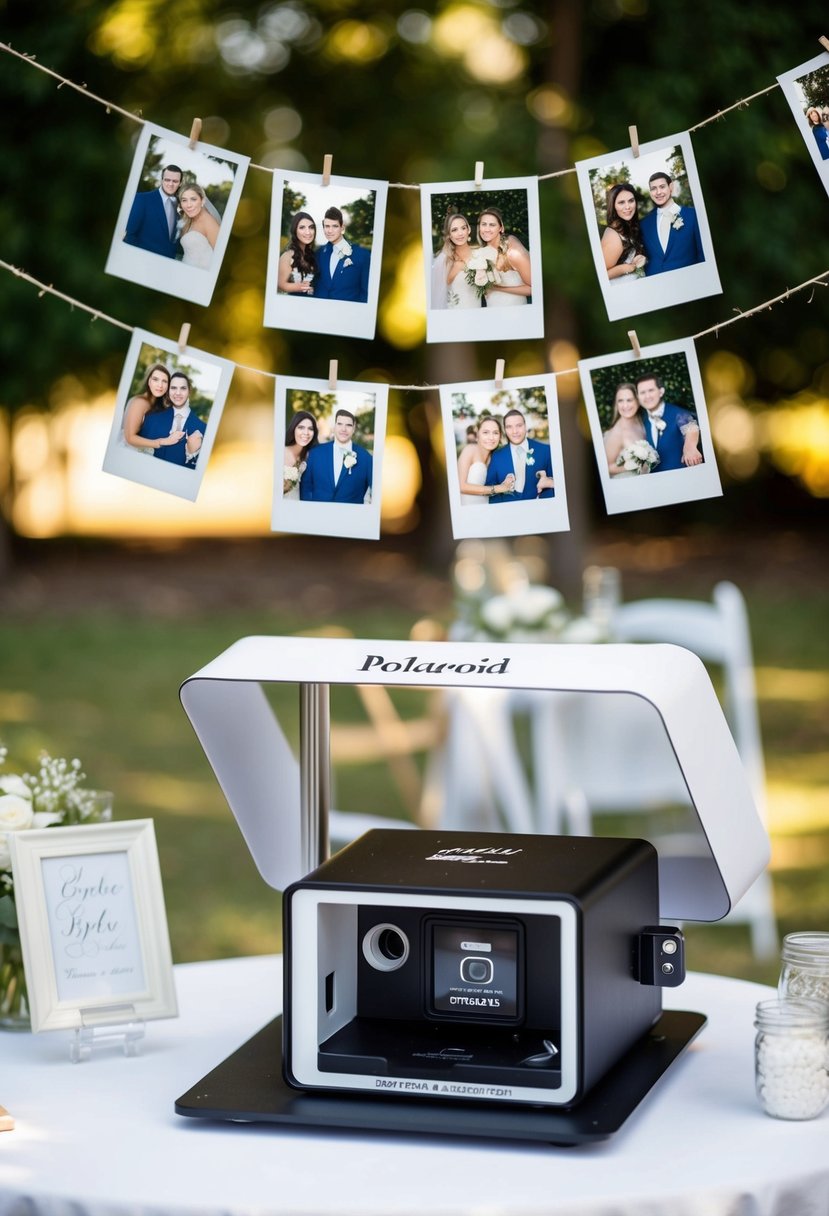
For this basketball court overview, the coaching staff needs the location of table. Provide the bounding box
[1,957,827,1216]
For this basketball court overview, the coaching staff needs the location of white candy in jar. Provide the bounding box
[755,998,829,1121]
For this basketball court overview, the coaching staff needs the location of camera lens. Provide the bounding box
[362,923,410,972]
[460,956,493,985]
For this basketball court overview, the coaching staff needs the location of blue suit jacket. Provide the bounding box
[139,407,206,466]
[812,124,829,161]
[124,190,179,259]
[314,242,371,302]
[642,403,700,472]
[641,205,703,276]
[485,440,554,503]
[300,442,372,503]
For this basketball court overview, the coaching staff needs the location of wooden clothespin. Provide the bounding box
[188,118,202,150]
[474,161,484,188]
[628,330,642,359]
[178,323,191,353]
[328,359,338,390]
[321,154,333,187]
[0,1105,14,1132]
[494,358,505,389]
[629,125,640,158]
[819,35,829,54]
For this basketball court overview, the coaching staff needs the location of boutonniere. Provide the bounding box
[525,446,536,467]
[654,418,667,432]
[343,451,357,472]
[671,214,684,231]
[337,240,353,261]
[342,257,353,268]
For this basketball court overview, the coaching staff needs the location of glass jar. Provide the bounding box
[778,931,829,1006]
[754,998,829,1120]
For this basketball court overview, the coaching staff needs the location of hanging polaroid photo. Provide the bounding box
[576,134,720,322]
[102,328,233,502]
[777,53,829,199]
[105,122,249,307]
[578,337,721,515]
[440,373,568,540]
[421,177,544,344]
[273,375,387,540]
[264,171,388,341]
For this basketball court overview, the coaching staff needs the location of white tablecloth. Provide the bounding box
[1,957,827,1216]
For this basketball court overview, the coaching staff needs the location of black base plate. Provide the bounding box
[175,1010,705,1146]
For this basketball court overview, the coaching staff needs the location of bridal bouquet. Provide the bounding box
[616,440,660,474]
[283,464,300,486]
[465,247,502,299]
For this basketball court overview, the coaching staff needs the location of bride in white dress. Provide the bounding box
[179,184,220,269]
[602,383,654,477]
[476,208,531,306]
[430,213,482,309]
[457,416,515,505]
[283,410,320,499]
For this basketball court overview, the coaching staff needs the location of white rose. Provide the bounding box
[0,775,32,801]
[513,585,563,625]
[33,811,63,828]
[481,595,514,633]
[0,794,34,832]
[0,836,11,870]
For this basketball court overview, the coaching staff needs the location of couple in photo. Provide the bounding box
[124,164,220,269]
[283,408,372,503]
[121,363,205,467]
[806,106,829,160]
[601,172,703,282]
[432,208,531,310]
[458,408,554,505]
[603,374,702,477]
[277,208,371,302]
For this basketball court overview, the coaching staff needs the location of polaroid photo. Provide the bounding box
[578,337,721,516]
[440,373,568,540]
[421,176,544,344]
[264,171,388,341]
[273,375,388,540]
[105,121,250,307]
[777,52,829,200]
[102,327,233,502]
[576,134,721,322]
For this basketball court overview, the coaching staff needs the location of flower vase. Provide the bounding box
[0,937,29,1030]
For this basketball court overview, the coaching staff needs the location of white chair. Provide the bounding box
[545,582,777,959]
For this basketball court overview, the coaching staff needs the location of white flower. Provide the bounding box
[342,257,353,268]
[283,465,300,485]
[525,446,535,468]
[512,585,563,626]
[337,240,353,260]
[0,794,34,832]
[32,811,63,828]
[0,775,31,801]
[480,595,514,633]
[343,451,357,472]
[654,417,667,432]
[672,215,684,230]
[560,617,605,643]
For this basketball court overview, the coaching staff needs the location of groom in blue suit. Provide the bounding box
[124,165,183,259]
[300,409,373,503]
[485,409,554,503]
[640,172,704,277]
[635,374,702,472]
[138,372,206,467]
[313,207,371,302]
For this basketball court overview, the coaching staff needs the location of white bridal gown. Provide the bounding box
[180,231,214,269]
[460,460,488,505]
[284,460,306,500]
[431,253,481,309]
[485,268,528,305]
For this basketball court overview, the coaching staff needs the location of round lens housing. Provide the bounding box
[362,923,410,972]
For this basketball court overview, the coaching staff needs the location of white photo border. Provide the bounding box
[272,375,388,541]
[264,170,388,341]
[578,336,722,515]
[575,132,721,323]
[101,327,234,503]
[440,373,569,539]
[777,53,829,200]
[10,819,177,1033]
[105,121,250,308]
[421,176,544,344]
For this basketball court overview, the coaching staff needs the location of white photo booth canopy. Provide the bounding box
[179,636,769,922]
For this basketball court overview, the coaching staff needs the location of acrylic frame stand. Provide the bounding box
[174,636,769,1145]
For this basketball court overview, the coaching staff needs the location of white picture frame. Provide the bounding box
[777,52,829,200]
[101,327,234,502]
[421,176,544,344]
[576,133,721,322]
[440,373,569,539]
[578,336,722,515]
[272,375,388,540]
[264,170,388,340]
[9,819,177,1033]
[105,121,250,307]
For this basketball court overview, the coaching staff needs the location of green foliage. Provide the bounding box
[428,188,531,253]
[285,388,375,447]
[796,65,829,109]
[590,355,696,430]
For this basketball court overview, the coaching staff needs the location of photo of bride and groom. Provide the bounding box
[265,173,387,340]
[106,123,249,307]
[442,377,569,540]
[579,339,722,516]
[778,54,829,199]
[577,136,720,322]
[422,177,544,343]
